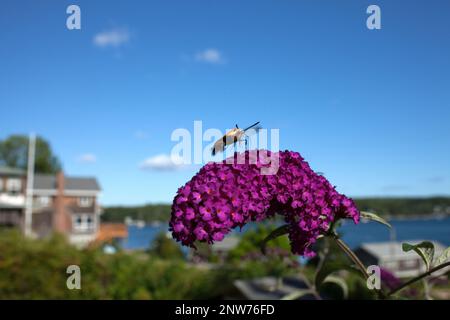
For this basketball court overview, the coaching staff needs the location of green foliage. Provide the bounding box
[281,289,314,300]
[436,247,450,266]
[226,223,297,281]
[315,259,353,290]
[148,232,184,260]
[308,237,352,268]
[402,241,450,275]
[101,204,171,223]
[402,241,435,271]
[320,275,349,300]
[191,241,219,263]
[0,135,62,174]
[228,223,290,262]
[0,230,218,299]
[360,211,392,228]
[354,197,450,217]
[306,236,379,300]
[313,237,358,292]
[1,227,446,300]
[260,224,289,254]
[345,272,378,300]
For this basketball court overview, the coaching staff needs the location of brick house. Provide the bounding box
[0,166,101,247]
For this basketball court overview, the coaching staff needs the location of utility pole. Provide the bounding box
[389,223,396,258]
[24,133,36,237]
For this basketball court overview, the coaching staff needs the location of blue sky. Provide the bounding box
[1,0,449,205]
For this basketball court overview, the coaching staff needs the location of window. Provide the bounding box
[399,258,420,270]
[7,178,22,193]
[38,196,51,207]
[78,197,93,207]
[72,214,95,232]
[383,260,399,270]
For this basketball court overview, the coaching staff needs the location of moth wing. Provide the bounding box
[211,136,226,155]
[224,128,243,144]
[212,129,245,155]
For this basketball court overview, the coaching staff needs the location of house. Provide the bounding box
[95,223,128,246]
[188,235,240,263]
[211,235,239,254]
[354,240,449,278]
[0,166,101,247]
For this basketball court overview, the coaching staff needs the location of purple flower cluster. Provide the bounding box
[169,150,360,257]
[380,268,403,290]
[380,268,418,298]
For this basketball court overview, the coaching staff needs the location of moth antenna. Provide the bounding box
[243,121,260,131]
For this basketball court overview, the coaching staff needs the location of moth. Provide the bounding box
[211,121,261,156]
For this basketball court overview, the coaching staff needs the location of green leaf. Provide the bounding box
[260,224,289,255]
[322,275,349,300]
[281,289,314,300]
[360,211,392,229]
[315,259,352,289]
[402,241,435,271]
[435,246,450,266]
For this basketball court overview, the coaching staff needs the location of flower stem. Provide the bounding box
[299,272,322,300]
[388,261,450,297]
[332,236,369,280]
[331,235,387,299]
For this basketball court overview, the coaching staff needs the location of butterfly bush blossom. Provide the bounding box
[170,150,360,257]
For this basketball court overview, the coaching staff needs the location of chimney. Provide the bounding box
[53,171,69,233]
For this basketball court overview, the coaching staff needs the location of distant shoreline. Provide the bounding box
[383,213,450,221]
[101,197,450,224]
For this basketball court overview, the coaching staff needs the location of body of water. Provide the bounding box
[122,224,168,250]
[338,216,450,249]
[122,217,450,251]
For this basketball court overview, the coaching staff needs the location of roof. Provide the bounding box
[0,167,100,192]
[234,275,317,300]
[211,236,239,252]
[0,166,25,176]
[95,223,128,243]
[33,174,101,191]
[33,175,55,189]
[358,240,447,260]
[64,176,101,191]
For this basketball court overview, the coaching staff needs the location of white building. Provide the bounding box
[355,240,449,278]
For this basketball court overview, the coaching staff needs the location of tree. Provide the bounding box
[0,135,62,174]
[227,223,291,262]
[148,232,185,260]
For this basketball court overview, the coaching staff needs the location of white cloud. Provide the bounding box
[139,154,185,171]
[93,28,130,48]
[195,48,225,64]
[77,154,97,164]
